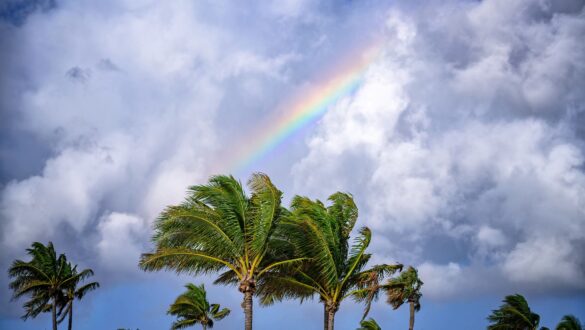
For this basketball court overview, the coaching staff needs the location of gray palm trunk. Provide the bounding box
[325,302,337,330]
[323,305,328,330]
[243,290,253,330]
[52,295,58,330]
[326,310,335,330]
[68,301,73,330]
[409,300,415,330]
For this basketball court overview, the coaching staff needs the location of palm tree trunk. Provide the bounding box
[68,301,73,330]
[327,309,335,330]
[52,295,58,330]
[323,304,328,330]
[243,290,253,330]
[409,301,415,330]
[203,325,207,330]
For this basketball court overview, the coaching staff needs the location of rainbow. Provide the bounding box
[218,41,382,174]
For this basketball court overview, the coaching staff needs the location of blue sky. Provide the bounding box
[1,0,584,329]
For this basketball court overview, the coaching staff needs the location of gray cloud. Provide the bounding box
[1,0,583,323]
[0,0,369,319]
[292,0,585,299]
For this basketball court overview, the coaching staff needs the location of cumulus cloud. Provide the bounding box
[293,0,585,298]
[1,0,583,324]
[96,212,149,276]
[0,0,313,307]
[1,0,381,320]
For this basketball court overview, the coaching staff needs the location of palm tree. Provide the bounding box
[487,294,543,330]
[556,315,583,330]
[140,173,305,330]
[55,263,100,330]
[357,318,382,330]
[257,193,402,330]
[384,266,423,330]
[167,283,230,330]
[8,242,94,330]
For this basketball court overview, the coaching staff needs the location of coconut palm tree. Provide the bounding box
[556,315,583,330]
[140,174,305,330]
[8,242,95,330]
[384,266,423,330]
[167,283,230,330]
[55,263,100,330]
[257,193,402,330]
[487,294,544,330]
[357,318,382,330]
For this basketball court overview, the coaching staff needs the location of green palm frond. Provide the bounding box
[357,318,382,330]
[487,294,541,330]
[257,192,402,324]
[384,266,423,310]
[556,315,583,330]
[8,241,99,328]
[168,283,230,329]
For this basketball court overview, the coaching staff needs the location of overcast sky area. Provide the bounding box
[1,0,584,329]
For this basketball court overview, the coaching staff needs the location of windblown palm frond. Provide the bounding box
[256,193,402,330]
[8,242,99,330]
[168,283,230,330]
[382,266,423,330]
[140,173,302,330]
[357,318,382,330]
[487,294,541,330]
[556,315,583,330]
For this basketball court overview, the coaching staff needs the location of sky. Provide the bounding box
[0,0,584,329]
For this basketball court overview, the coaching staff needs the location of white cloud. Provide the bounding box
[503,237,584,286]
[0,0,299,270]
[1,0,583,313]
[292,0,585,297]
[96,212,148,274]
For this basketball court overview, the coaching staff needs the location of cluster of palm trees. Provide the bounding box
[8,242,99,330]
[487,294,583,330]
[139,173,423,329]
[167,283,230,330]
[8,173,581,330]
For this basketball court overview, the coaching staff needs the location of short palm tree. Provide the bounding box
[168,283,230,330]
[384,266,423,330]
[487,294,543,330]
[8,242,95,330]
[257,193,402,330]
[56,264,100,330]
[556,315,583,330]
[357,318,382,330]
[140,174,304,330]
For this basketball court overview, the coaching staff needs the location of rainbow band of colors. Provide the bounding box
[222,42,383,173]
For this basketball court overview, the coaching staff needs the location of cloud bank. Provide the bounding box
[0,0,584,325]
[293,0,585,299]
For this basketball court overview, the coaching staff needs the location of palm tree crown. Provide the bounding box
[556,315,583,330]
[357,318,382,330]
[168,283,230,330]
[8,242,98,330]
[140,173,304,330]
[257,193,402,330]
[487,294,542,330]
[56,264,100,330]
[384,266,422,330]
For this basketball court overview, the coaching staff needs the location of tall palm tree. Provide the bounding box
[384,266,423,330]
[140,173,304,330]
[55,263,100,330]
[168,283,230,330]
[556,315,583,330]
[257,193,402,330]
[8,242,92,330]
[487,294,543,330]
[357,318,382,330]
